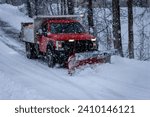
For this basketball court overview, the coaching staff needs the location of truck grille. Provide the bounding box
[63,40,94,53]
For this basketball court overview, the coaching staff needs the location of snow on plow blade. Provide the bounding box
[68,51,111,75]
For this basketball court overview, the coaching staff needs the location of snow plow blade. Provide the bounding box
[68,51,111,75]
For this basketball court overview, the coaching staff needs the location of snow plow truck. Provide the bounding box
[20,15,111,74]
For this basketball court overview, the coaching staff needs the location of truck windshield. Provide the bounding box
[50,22,86,34]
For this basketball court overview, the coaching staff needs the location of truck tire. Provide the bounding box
[25,42,37,59]
[46,48,55,68]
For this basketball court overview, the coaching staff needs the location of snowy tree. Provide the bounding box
[60,0,74,15]
[93,0,113,50]
[26,0,59,17]
[60,0,67,15]
[135,8,150,60]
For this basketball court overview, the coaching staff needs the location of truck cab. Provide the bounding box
[37,18,98,66]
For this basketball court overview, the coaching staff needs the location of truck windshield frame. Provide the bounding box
[50,22,86,34]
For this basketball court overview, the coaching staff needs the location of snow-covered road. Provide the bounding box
[0,4,150,100]
[1,36,150,99]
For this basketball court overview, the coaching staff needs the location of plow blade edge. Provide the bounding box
[68,51,111,75]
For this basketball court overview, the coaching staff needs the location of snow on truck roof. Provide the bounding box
[34,15,84,19]
[34,15,83,23]
[46,19,78,23]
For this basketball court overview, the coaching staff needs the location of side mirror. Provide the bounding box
[36,29,48,37]
[36,29,42,36]
[37,29,42,35]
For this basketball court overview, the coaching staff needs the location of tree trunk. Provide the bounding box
[34,0,38,16]
[26,0,32,18]
[60,0,67,15]
[64,0,67,15]
[60,0,64,15]
[67,0,74,15]
[87,0,96,36]
[112,0,124,57]
[56,0,60,15]
[127,0,134,58]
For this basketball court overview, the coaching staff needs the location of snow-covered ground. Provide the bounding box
[0,4,150,99]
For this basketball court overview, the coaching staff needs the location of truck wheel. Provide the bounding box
[46,48,55,68]
[25,42,37,59]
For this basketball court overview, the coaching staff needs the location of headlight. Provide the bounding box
[91,38,96,41]
[56,41,64,50]
[91,38,98,50]
[69,39,75,42]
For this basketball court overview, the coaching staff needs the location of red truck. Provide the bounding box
[21,15,110,74]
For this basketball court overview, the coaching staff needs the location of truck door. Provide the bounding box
[39,23,48,53]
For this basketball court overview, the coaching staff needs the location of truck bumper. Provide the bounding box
[54,50,69,64]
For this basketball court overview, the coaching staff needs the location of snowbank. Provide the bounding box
[0,4,32,30]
